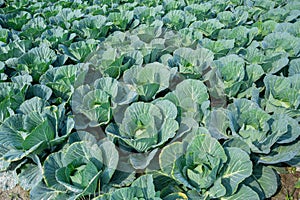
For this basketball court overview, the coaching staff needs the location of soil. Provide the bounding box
[0,185,29,200]
[272,171,300,200]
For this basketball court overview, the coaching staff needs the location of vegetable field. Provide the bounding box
[0,0,300,199]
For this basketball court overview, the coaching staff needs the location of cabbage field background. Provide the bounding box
[0,0,300,199]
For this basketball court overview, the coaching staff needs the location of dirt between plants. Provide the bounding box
[0,185,29,200]
[271,171,300,200]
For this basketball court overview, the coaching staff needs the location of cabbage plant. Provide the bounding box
[208,99,300,163]
[264,74,300,118]
[106,100,179,169]
[0,97,74,190]
[165,79,210,123]
[123,62,175,101]
[207,99,300,198]
[159,131,257,199]
[31,132,118,200]
[94,175,165,200]
[72,77,137,129]
[0,74,32,124]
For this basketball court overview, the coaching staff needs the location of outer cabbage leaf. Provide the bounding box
[218,26,258,47]
[106,100,178,169]
[0,97,74,165]
[214,54,245,97]
[183,3,212,21]
[72,77,137,128]
[244,165,279,199]
[264,74,300,117]
[111,175,161,200]
[26,84,52,101]
[190,19,224,37]
[165,79,209,123]
[0,39,32,62]
[132,20,163,43]
[159,133,253,198]
[227,99,300,163]
[289,58,300,76]
[19,16,47,41]
[87,41,143,78]
[35,132,118,199]
[71,15,109,39]
[0,74,32,124]
[200,38,234,58]
[48,8,84,29]
[40,64,89,102]
[172,47,214,78]
[217,10,248,27]
[133,6,164,24]
[59,39,98,62]
[164,28,203,51]
[39,27,76,49]
[107,10,134,31]
[163,10,195,31]
[18,44,57,81]
[106,100,178,152]
[262,32,300,57]
[123,62,173,101]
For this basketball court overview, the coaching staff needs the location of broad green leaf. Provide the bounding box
[187,134,227,165]
[262,32,300,56]
[43,152,66,190]
[207,109,231,140]
[30,181,70,200]
[2,142,43,162]
[221,185,259,200]
[201,38,234,57]
[171,79,209,115]
[80,89,111,126]
[208,178,226,198]
[27,84,52,101]
[22,120,55,150]
[18,97,48,115]
[99,141,118,184]
[218,26,257,47]
[173,47,214,76]
[124,62,172,100]
[159,142,184,175]
[63,142,103,166]
[221,147,252,195]
[246,165,279,198]
[264,74,300,117]
[18,44,57,81]
[0,114,25,149]
[111,187,136,200]
[163,10,189,30]
[289,58,300,76]
[129,149,158,170]
[94,77,119,98]
[191,19,224,36]
[131,175,156,199]
[258,140,300,164]
[214,54,245,97]
[60,39,98,62]
[40,64,86,101]
[68,131,97,144]
[223,138,251,155]
[18,162,43,190]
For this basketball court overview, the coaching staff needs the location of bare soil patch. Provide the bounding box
[0,186,29,200]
